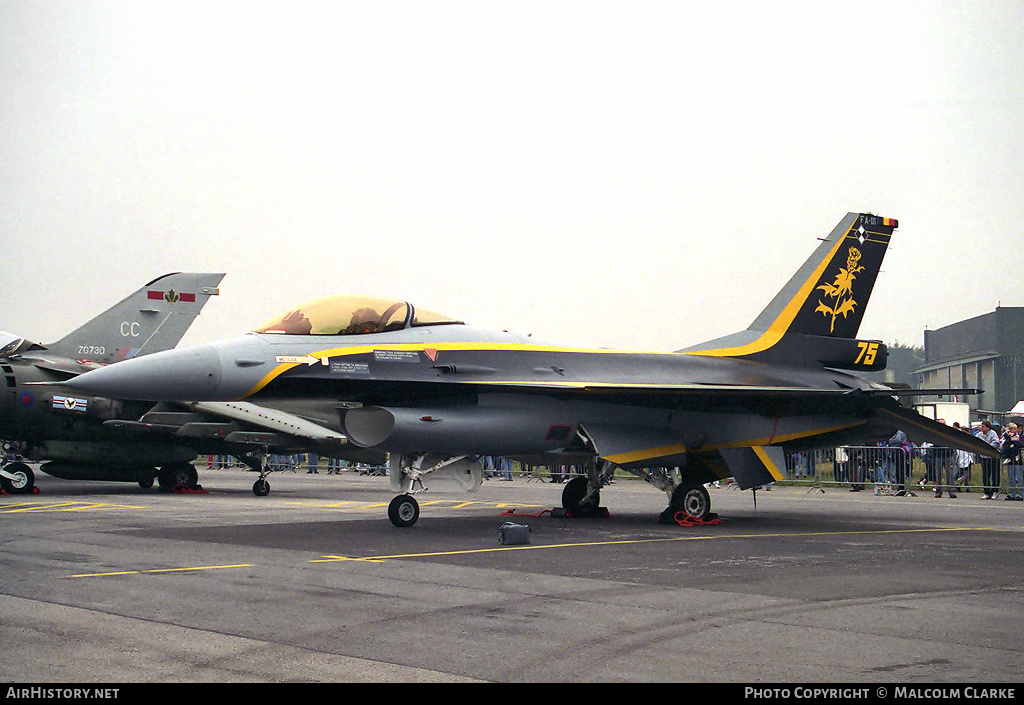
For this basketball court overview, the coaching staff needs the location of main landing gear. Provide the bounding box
[610,463,717,523]
[157,462,199,491]
[560,475,603,517]
[665,481,712,522]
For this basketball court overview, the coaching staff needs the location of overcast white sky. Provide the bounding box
[2,1,1022,352]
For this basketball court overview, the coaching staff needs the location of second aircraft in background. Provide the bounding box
[2,272,382,495]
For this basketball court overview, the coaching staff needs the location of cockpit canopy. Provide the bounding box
[0,331,45,357]
[253,295,464,336]
[0,331,25,357]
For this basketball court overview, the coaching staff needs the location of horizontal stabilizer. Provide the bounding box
[880,387,984,398]
[875,405,1000,458]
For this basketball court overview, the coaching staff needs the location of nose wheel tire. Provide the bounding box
[388,494,420,527]
[253,479,271,496]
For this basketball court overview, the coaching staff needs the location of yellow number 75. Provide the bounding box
[855,341,879,366]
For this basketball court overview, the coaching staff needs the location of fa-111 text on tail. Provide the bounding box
[1,273,383,494]
[68,214,998,524]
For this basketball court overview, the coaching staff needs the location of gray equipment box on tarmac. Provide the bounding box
[498,522,531,545]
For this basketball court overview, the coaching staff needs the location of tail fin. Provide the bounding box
[680,213,897,370]
[44,273,225,364]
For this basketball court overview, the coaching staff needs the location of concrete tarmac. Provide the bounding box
[2,466,1022,683]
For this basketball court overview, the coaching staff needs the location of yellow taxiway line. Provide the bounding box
[70,564,253,579]
[0,501,147,513]
[311,526,995,563]
[66,527,1002,578]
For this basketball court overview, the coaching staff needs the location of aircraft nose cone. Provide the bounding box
[67,344,223,401]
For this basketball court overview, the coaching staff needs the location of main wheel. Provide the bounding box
[253,479,270,496]
[671,482,711,520]
[388,494,419,527]
[158,462,199,490]
[0,462,34,494]
[561,475,600,516]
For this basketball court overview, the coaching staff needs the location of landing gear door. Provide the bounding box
[390,454,484,494]
[718,446,786,490]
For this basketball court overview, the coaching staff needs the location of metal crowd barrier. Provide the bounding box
[200,450,1008,496]
[782,446,1005,496]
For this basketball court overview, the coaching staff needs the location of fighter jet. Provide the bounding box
[67,214,999,525]
[0,273,223,492]
[1,273,383,494]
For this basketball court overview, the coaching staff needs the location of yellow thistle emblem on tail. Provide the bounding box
[815,247,863,333]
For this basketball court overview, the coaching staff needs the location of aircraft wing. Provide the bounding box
[483,380,974,397]
[26,358,104,379]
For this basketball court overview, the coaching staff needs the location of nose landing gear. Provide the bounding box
[388,494,419,527]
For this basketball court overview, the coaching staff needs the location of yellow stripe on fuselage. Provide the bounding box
[240,341,709,399]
